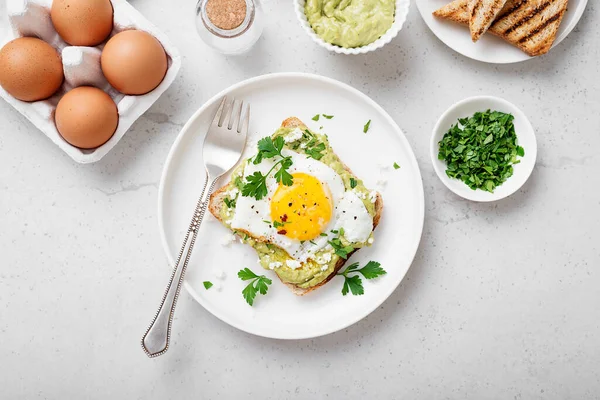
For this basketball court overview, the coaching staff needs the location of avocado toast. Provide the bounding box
[209,117,383,296]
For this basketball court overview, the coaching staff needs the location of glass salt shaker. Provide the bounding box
[195,0,264,55]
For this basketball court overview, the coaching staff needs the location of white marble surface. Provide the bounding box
[1,1,599,398]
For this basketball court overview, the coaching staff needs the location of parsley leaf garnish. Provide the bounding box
[242,171,269,200]
[342,274,363,296]
[253,136,283,164]
[242,136,294,200]
[393,162,400,170]
[363,120,371,133]
[238,268,272,306]
[349,177,357,189]
[438,110,524,193]
[312,114,320,121]
[273,157,293,185]
[203,281,213,290]
[337,261,387,296]
[322,114,334,119]
[357,261,387,279]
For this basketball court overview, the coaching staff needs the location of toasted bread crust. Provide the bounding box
[433,0,472,23]
[208,117,384,296]
[469,0,509,42]
[433,0,569,56]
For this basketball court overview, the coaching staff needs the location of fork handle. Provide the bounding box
[141,174,218,358]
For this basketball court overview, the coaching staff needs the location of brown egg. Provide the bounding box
[51,0,113,46]
[55,87,118,149]
[101,30,168,95]
[0,37,64,102]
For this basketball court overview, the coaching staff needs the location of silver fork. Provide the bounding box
[141,96,249,358]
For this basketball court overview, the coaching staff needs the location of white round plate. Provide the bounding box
[159,73,424,339]
[416,0,588,64]
[430,96,537,202]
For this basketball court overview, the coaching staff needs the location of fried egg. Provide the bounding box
[229,149,373,263]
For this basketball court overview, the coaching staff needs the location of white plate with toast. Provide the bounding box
[416,0,588,63]
[158,73,424,339]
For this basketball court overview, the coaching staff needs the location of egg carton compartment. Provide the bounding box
[0,0,181,163]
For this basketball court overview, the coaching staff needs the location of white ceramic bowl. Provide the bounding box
[293,0,410,55]
[430,96,537,202]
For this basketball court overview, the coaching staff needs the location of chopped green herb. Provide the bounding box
[273,220,289,229]
[329,238,354,259]
[393,162,400,170]
[234,176,244,191]
[242,136,293,200]
[238,268,272,306]
[309,240,317,245]
[305,141,326,160]
[337,261,387,296]
[301,129,326,160]
[328,228,352,259]
[203,281,213,290]
[224,198,236,208]
[322,114,334,119]
[363,120,371,133]
[312,114,320,121]
[320,233,328,237]
[437,110,524,193]
[349,177,357,188]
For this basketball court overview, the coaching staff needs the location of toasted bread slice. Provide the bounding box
[209,117,384,296]
[469,0,509,41]
[434,0,569,56]
[433,0,472,24]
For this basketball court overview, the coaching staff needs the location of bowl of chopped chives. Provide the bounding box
[431,96,537,202]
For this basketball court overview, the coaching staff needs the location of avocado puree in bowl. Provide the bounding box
[304,0,395,48]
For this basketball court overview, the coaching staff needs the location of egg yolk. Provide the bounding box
[270,173,332,241]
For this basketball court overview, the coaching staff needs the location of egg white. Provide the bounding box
[229,149,373,263]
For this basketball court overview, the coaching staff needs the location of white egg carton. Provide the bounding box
[0,0,181,163]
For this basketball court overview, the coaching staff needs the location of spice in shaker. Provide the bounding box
[195,0,264,55]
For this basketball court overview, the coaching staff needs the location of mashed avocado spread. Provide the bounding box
[219,127,376,289]
[304,0,395,48]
